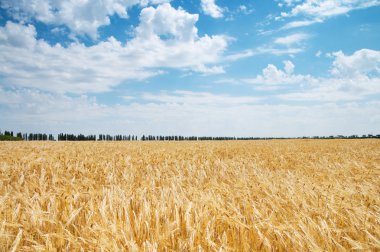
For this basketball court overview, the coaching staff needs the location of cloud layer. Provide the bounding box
[279,0,380,29]
[0,4,228,93]
[0,0,170,39]
[243,49,380,100]
[1,87,379,136]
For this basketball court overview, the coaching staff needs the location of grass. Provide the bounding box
[0,140,379,251]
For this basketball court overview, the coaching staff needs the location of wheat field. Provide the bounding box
[0,140,379,251]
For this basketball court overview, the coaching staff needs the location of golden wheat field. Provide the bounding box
[0,140,379,251]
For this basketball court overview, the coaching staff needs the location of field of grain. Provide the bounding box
[0,140,379,251]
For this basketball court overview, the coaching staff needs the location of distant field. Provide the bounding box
[0,140,379,251]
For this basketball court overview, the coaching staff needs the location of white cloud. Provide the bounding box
[223,4,254,21]
[278,0,302,7]
[201,0,224,18]
[232,49,380,99]
[0,4,228,93]
[238,5,254,15]
[281,18,323,29]
[136,4,198,41]
[277,49,380,101]
[279,0,380,29]
[274,33,310,46]
[0,21,37,48]
[256,46,304,56]
[243,60,313,88]
[330,49,380,77]
[0,0,170,39]
[51,27,66,35]
[224,50,256,61]
[224,46,304,62]
[0,25,158,93]
[283,60,295,74]
[288,0,380,19]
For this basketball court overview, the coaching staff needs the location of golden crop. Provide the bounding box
[0,140,379,251]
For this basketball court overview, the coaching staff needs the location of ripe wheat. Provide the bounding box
[0,140,379,251]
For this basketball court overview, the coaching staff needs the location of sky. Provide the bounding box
[0,0,379,137]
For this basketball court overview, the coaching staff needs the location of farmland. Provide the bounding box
[0,140,379,251]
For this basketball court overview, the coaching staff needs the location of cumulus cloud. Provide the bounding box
[0,24,157,93]
[0,4,228,93]
[330,49,380,77]
[243,60,313,88]
[278,49,380,101]
[136,4,198,41]
[228,49,380,99]
[0,0,170,39]
[0,21,37,48]
[201,0,224,18]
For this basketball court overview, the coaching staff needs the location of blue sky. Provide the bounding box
[0,0,379,137]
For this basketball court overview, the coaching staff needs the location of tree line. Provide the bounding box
[1,130,379,141]
[0,131,56,141]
